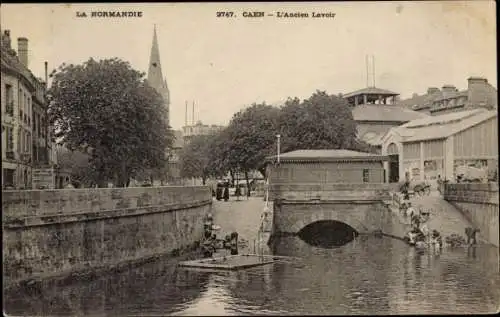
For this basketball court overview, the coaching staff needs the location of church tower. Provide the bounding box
[147,25,170,126]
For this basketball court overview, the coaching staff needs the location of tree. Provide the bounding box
[222,103,281,192]
[179,134,215,185]
[56,146,94,188]
[47,58,174,187]
[278,91,358,152]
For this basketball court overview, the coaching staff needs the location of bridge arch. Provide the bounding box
[289,210,368,234]
[297,220,359,247]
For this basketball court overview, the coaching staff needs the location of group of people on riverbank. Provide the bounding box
[398,180,443,250]
[201,213,239,258]
[404,202,443,249]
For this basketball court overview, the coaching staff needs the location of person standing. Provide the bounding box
[216,182,223,201]
[223,181,230,202]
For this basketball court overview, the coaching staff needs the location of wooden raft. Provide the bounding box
[179,254,275,271]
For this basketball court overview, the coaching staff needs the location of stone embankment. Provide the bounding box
[2,186,212,289]
[386,191,474,242]
[444,183,499,247]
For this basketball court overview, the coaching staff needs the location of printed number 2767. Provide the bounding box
[217,12,234,17]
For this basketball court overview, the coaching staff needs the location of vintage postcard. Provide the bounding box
[1,1,498,316]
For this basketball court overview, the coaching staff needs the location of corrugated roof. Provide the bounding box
[344,87,399,99]
[393,109,497,143]
[366,133,385,146]
[396,90,443,110]
[352,104,429,122]
[267,149,387,162]
[280,149,381,158]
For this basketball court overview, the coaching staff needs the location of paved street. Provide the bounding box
[211,196,270,254]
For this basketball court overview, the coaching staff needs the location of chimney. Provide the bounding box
[2,30,11,49]
[442,85,457,93]
[44,61,48,87]
[441,85,457,99]
[467,76,492,109]
[427,87,439,95]
[467,77,488,87]
[17,37,28,67]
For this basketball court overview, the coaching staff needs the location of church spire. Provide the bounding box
[147,25,170,125]
[147,25,164,89]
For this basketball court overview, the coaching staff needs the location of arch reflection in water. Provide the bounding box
[297,220,359,248]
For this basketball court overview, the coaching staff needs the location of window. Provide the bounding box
[28,98,31,125]
[5,84,14,115]
[25,132,29,153]
[37,116,41,136]
[6,127,14,151]
[3,168,15,188]
[362,169,369,183]
[5,127,14,159]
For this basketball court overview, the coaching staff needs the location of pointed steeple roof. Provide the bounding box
[147,25,165,91]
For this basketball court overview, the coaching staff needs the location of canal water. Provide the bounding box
[4,235,499,315]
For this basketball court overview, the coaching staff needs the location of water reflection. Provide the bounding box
[4,237,499,315]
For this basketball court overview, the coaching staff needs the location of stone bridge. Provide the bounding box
[270,183,399,236]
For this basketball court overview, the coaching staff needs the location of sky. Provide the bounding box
[0,1,496,130]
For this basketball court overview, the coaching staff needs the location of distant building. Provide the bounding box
[381,109,498,184]
[396,77,497,116]
[1,29,55,189]
[343,86,428,149]
[182,121,224,144]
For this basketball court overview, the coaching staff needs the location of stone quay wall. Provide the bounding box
[444,183,499,246]
[268,183,393,201]
[2,186,212,288]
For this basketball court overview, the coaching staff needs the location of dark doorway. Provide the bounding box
[297,220,358,248]
[387,143,400,183]
[389,154,399,183]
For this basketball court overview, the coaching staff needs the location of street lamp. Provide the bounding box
[276,134,281,165]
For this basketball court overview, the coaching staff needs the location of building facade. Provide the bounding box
[396,77,497,116]
[1,29,54,189]
[381,109,498,184]
[267,150,388,184]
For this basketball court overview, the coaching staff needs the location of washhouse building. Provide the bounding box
[381,108,498,183]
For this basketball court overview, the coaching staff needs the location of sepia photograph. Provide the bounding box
[1,1,498,315]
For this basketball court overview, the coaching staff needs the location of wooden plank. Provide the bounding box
[179,254,276,270]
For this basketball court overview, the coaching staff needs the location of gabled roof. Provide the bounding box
[392,109,497,143]
[1,46,35,91]
[352,104,429,122]
[344,87,399,99]
[267,149,387,163]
